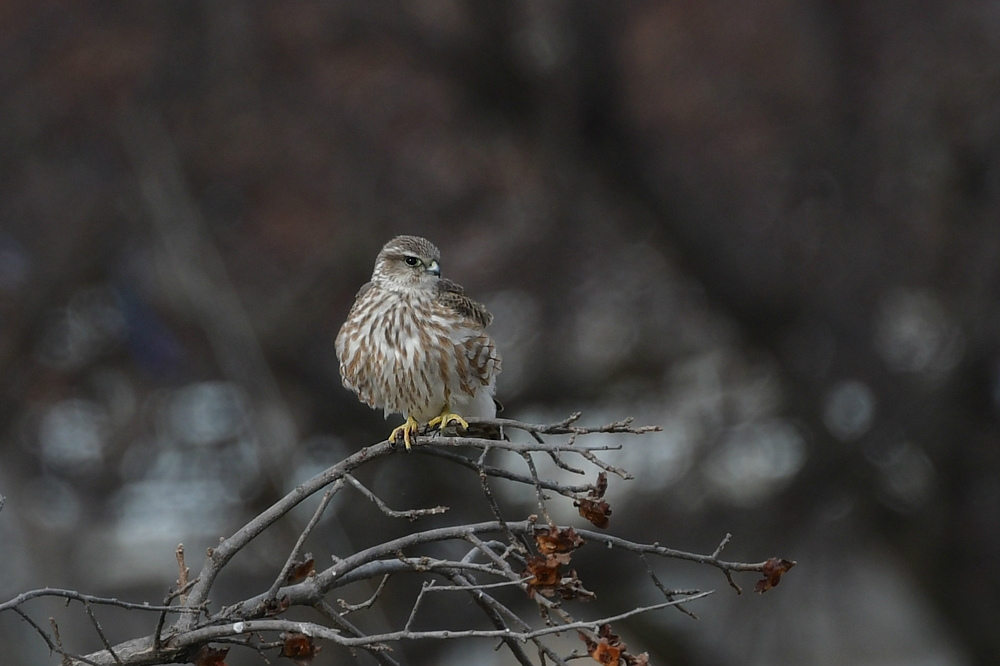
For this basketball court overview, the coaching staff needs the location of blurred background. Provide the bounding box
[1,1,999,665]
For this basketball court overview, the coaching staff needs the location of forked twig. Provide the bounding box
[338,574,391,614]
[343,473,448,520]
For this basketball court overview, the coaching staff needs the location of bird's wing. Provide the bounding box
[434,279,501,390]
[435,278,493,328]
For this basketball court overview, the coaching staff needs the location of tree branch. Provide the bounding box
[0,414,792,666]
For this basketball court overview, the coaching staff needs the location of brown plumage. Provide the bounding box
[335,235,501,448]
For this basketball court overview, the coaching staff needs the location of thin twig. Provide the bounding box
[0,589,201,614]
[710,533,741,593]
[547,451,586,476]
[466,413,662,437]
[338,574,390,614]
[572,447,635,480]
[175,545,189,607]
[51,617,72,666]
[314,601,400,666]
[12,608,57,654]
[476,448,528,554]
[83,602,123,665]
[416,447,592,495]
[320,557,506,591]
[419,437,626,454]
[343,473,448,520]
[639,553,700,620]
[521,452,554,525]
[410,577,530,593]
[404,581,433,632]
[266,479,344,602]
[443,570,549,666]
[164,578,199,604]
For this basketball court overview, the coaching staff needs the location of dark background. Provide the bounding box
[1,2,998,665]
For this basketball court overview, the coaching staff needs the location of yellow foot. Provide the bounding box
[428,410,469,433]
[389,416,421,450]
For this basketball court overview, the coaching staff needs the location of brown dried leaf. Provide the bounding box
[592,640,621,665]
[581,624,625,665]
[524,555,562,598]
[581,624,650,665]
[285,555,316,585]
[593,471,608,499]
[282,632,321,665]
[535,525,586,555]
[194,645,229,666]
[754,557,796,593]
[575,497,612,529]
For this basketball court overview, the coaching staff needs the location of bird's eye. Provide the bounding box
[404,256,420,266]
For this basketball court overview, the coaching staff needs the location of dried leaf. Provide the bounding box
[575,497,612,529]
[754,557,796,593]
[581,625,624,665]
[593,471,608,498]
[282,632,321,665]
[591,639,621,665]
[535,525,585,555]
[285,555,316,585]
[581,624,649,665]
[524,555,562,597]
[194,645,229,666]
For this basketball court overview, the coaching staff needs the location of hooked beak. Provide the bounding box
[426,260,441,276]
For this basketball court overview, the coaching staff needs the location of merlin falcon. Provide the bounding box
[336,235,502,449]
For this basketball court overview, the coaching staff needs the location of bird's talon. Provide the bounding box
[428,412,469,432]
[389,416,421,451]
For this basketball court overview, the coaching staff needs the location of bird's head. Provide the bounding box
[371,235,442,291]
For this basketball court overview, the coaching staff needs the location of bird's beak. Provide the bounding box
[426,260,441,276]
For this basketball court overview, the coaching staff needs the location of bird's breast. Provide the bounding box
[337,290,456,420]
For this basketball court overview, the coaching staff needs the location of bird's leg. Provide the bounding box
[427,406,469,433]
[389,415,421,450]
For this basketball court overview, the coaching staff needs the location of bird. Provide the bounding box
[335,235,502,449]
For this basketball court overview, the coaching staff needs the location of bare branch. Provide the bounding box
[523,452,561,525]
[174,545,189,607]
[51,617,71,666]
[640,553,700,620]
[174,594,713,648]
[0,589,200,614]
[1,413,793,666]
[466,414,662,437]
[477,447,529,554]
[416,446,594,495]
[343,473,448,520]
[314,600,400,666]
[341,579,386,619]
[83,602,123,666]
[176,438,397,630]
[266,479,344,602]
